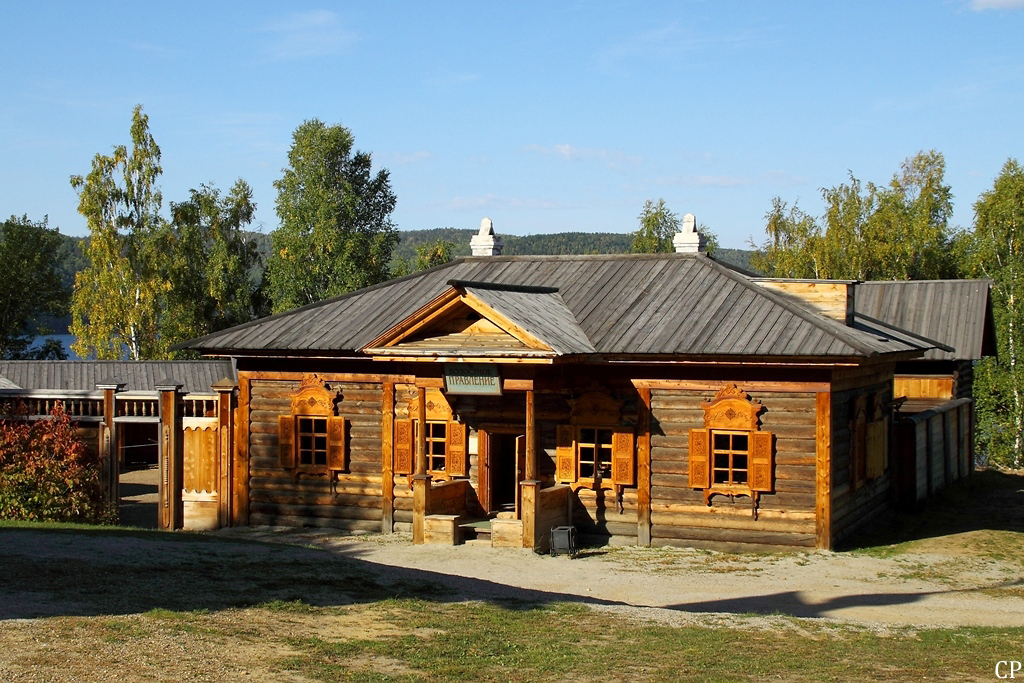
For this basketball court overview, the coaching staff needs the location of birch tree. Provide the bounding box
[70,105,166,360]
[751,151,956,281]
[629,199,680,253]
[964,159,1024,467]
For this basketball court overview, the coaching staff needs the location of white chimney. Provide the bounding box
[470,217,504,256]
[673,213,705,253]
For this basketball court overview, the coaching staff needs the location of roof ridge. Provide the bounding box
[858,278,993,285]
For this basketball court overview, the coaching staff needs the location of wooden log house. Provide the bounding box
[1,222,994,551]
[169,217,996,552]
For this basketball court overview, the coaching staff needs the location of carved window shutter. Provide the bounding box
[447,422,468,477]
[394,418,414,475]
[688,428,710,489]
[327,417,347,471]
[556,424,576,483]
[278,415,295,469]
[749,431,773,492]
[865,421,885,479]
[611,430,635,486]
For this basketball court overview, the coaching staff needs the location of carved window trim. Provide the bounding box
[277,374,347,477]
[555,389,634,490]
[689,384,773,516]
[393,418,468,479]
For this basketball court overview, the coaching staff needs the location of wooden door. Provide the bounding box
[484,431,525,515]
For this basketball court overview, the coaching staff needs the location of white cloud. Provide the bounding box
[596,22,759,69]
[525,143,643,169]
[658,170,809,188]
[257,10,356,61]
[970,0,1024,9]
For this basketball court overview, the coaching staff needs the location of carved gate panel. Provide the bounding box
[182,414,220,530]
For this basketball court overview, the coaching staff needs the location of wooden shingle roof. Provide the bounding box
[853,280,996,361]
[182,254,926,361]
[0,360,235,393]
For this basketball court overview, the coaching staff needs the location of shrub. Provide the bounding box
[0,401,116,523]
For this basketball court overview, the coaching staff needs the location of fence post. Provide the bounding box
[212,377,237,528]
[95,379,125,511]
[157,379,184,530]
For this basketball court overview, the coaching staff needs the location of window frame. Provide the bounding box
[710,429,750,489]
[277,375,347,475]
[421,419,449,475]
[296,415,329,468]
[575,426,615,483]
[688,385,773,513]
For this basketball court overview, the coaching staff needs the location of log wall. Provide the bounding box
[248,378,384,532]
[829,366,893,546]
[649,389,818,551]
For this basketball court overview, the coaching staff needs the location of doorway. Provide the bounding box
[116,421,160,528]
[486,431,525,515]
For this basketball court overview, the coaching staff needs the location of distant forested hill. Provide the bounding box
[52,229,758,323]
[392,228,757,272]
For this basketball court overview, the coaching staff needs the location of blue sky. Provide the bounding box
[2,1,1022,249]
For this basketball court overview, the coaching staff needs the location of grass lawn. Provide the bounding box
[2,469,1023,681]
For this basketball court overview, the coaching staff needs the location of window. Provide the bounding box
[689,385,773,511]
[711,431,748,486]
[851,392,889,488]
[297,417,328,467]
[277,374,347,473]
[556,425,634,488]
[392,417,467,478]
[577,427,614,480]
[423,420,448,473]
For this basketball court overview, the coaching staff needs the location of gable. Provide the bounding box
[387,307,537,355]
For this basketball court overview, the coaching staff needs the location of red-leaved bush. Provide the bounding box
[0,402,116,523]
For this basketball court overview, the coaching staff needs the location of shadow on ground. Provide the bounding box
[839,468,1024,551]
[0,524,1004,623]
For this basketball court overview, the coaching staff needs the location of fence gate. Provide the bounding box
[181,395,221,530]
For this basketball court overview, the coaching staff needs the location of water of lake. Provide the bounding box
[32,334,81,359]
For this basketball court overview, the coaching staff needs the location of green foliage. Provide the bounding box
[267,119,398,312]
[0,402,115,523]
[161,180,268,352]
[751,151,957,280]
[70,104,166,360]
[629,198,680,253]
[0,215,69,359]
[414,238,455,271]
[961,159,1024,467]
[69,106,266,358]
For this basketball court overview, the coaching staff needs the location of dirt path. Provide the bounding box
[223,527,1024,628]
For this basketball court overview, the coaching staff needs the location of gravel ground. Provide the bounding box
[224,527,1024,629]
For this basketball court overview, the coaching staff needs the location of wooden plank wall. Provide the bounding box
[649,389,817,552]
[896,398,973,504]
[248,379,383,531]
[829,368,893,546]
[894,376,954,401]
